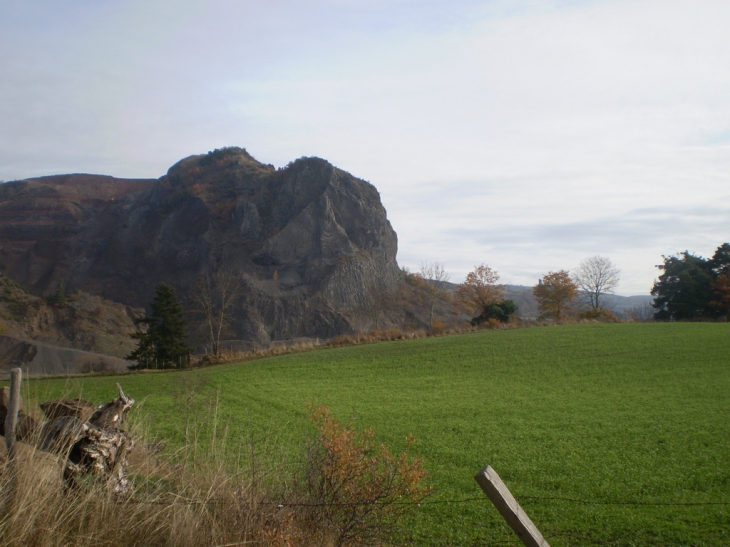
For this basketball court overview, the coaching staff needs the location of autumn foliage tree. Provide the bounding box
[457,264,516,325]
[301,405,431,547]
[709,248,730,320]
[533,270,578,319]
[457,264,502,311]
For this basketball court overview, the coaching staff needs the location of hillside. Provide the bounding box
[0,272,140,374]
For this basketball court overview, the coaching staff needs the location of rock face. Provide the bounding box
[0,148,402,344]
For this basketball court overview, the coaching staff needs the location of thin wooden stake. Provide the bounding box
[474,465,550,547]
[3,368,22,507]
[4,368,22,461]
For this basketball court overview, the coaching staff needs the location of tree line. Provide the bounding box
[423,243,730,325]
[448,255,620,324]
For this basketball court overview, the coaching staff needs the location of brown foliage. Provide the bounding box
[533,270,578,319]
[577,308,619,322]
[456,264,503,312]
[299,405,431,546]
[710,274,730,320]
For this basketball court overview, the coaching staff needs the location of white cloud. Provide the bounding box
[1,0,729,295]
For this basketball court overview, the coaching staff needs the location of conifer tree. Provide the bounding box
[127,283,189,369]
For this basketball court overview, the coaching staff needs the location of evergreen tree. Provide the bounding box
[127,283,190,369]
[651,245,729,321]
[470,299,518,325]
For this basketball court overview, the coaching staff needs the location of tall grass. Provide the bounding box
[0,389,428,547]
[0,402,282,547]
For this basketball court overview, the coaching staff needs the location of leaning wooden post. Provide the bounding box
[4,368,22,462]
[474,465,550,547]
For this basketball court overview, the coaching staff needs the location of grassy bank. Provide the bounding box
[28,322,730,546]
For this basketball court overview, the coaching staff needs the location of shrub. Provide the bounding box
[470,299,518,325]
[45,281,69,308]
[430,319,445,335]
[1,396,429,547]
[577,308,619,322]
[8,301,28,320]
[298,404,431,547]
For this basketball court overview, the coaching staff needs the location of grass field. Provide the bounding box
[28,323,730,546]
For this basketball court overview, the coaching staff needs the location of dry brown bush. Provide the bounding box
[294,405,431,547]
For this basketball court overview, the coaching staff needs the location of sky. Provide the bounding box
[1,0,729,296]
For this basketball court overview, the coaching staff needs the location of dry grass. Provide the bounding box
[0,424,284,547]
[0,391,428,547]
[193,323,507,368]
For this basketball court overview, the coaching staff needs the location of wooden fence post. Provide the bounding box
[3,367,22,506]
[4,368,22,461]
[474,465,550,547]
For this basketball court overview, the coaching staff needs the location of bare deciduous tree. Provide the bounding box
[572,256,620,310]
[364,289,392,330]
[191,269,243,355]
[626,302,655,322]
[418,261,450,329]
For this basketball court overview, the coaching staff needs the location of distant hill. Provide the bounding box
[504,284,652,319]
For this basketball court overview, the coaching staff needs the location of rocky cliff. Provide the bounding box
[0,148,402,345]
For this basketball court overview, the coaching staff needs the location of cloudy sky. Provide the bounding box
[1,0,729,295]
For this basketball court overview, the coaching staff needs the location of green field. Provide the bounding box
[30,323,730,546]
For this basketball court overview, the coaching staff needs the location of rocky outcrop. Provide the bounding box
[0,148,402,344]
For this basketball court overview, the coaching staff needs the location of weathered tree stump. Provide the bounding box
[36,384,136,496]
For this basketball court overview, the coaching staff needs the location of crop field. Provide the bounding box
[29,323,730,546]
